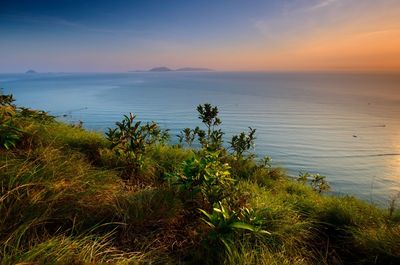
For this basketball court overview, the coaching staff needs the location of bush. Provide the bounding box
[168,150,235,205]
[177,127,196,147]
[199,202,270,255]
[229,127,256,159]
[0,94,23,149]
[297,172,330,193]
[106,113,169,171]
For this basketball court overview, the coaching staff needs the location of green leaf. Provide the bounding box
[220,237,232,254]
[230,222,257,232]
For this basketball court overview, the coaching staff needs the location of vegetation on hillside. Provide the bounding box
[0,93,399,264]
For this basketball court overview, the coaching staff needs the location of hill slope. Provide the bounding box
[0,94,399,264]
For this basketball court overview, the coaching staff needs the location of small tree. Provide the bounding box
[229,127,256,158]
[298,172,330,193]
[195,104,224,150]
[177,127,196,147]
[311,174,330,193]
[106,113,169,170]
[197,103,221,137]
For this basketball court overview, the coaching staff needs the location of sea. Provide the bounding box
[1,71,399,205]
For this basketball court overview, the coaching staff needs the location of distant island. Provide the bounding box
[149,67,172,72]
[175,67,213,71]
[25,70,37,74]
[132,67,214,72]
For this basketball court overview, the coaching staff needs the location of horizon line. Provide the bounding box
[1,69,400,75]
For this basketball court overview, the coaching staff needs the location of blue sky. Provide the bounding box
[1,0,399,72]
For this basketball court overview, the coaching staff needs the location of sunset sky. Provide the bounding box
[1,0,400,72]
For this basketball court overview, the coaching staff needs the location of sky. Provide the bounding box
[1,0,400,72]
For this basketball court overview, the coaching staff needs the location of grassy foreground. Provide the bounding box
[1,94,399,264]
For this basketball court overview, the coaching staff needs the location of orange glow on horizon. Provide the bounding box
[150,2,400,72]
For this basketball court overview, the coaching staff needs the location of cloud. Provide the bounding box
[252,0,341,37]
[0,14,138,34]
[308,0,338,10]
[356,28,400,38]
[0,14,72,26]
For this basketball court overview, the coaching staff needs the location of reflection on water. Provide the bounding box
[1,72,399,205]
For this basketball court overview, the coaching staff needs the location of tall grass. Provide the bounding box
[1,99,399,264]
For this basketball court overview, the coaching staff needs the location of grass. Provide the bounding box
[0,100,399,264]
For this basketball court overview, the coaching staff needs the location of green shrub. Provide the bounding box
[0,120,23,149]
[196,104,223,150]
[229,127,256,159]
[297,172,330,193]
[199,202,270,254]
[168,150,235,205]
[106,113,169,171]
[18,107,55,123]
[0,94,23,149]
[177,127,196,147]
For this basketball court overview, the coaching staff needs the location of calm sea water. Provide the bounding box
[1,72,399,205]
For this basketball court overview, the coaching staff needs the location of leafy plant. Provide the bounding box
[169,151,235,204]
[199,203,270,254]
[0,121,23,149]
[297,172,310,184]
[195,104,224,151]
[197,103,221,136]
[259,156,272,168]
[0,93,24,149]
[177,127,196,147]
[311,174,330,193]
[18,107,55,123]
[229,127,256,158]
[0,93,15,106]
[194,126,206,147]
[106,113,169,170]
[298,172,330,193]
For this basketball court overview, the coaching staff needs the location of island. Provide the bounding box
[175,67,213,71]
[131,67,215,72]
[148,66,172,72]
[25,70,37,74]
